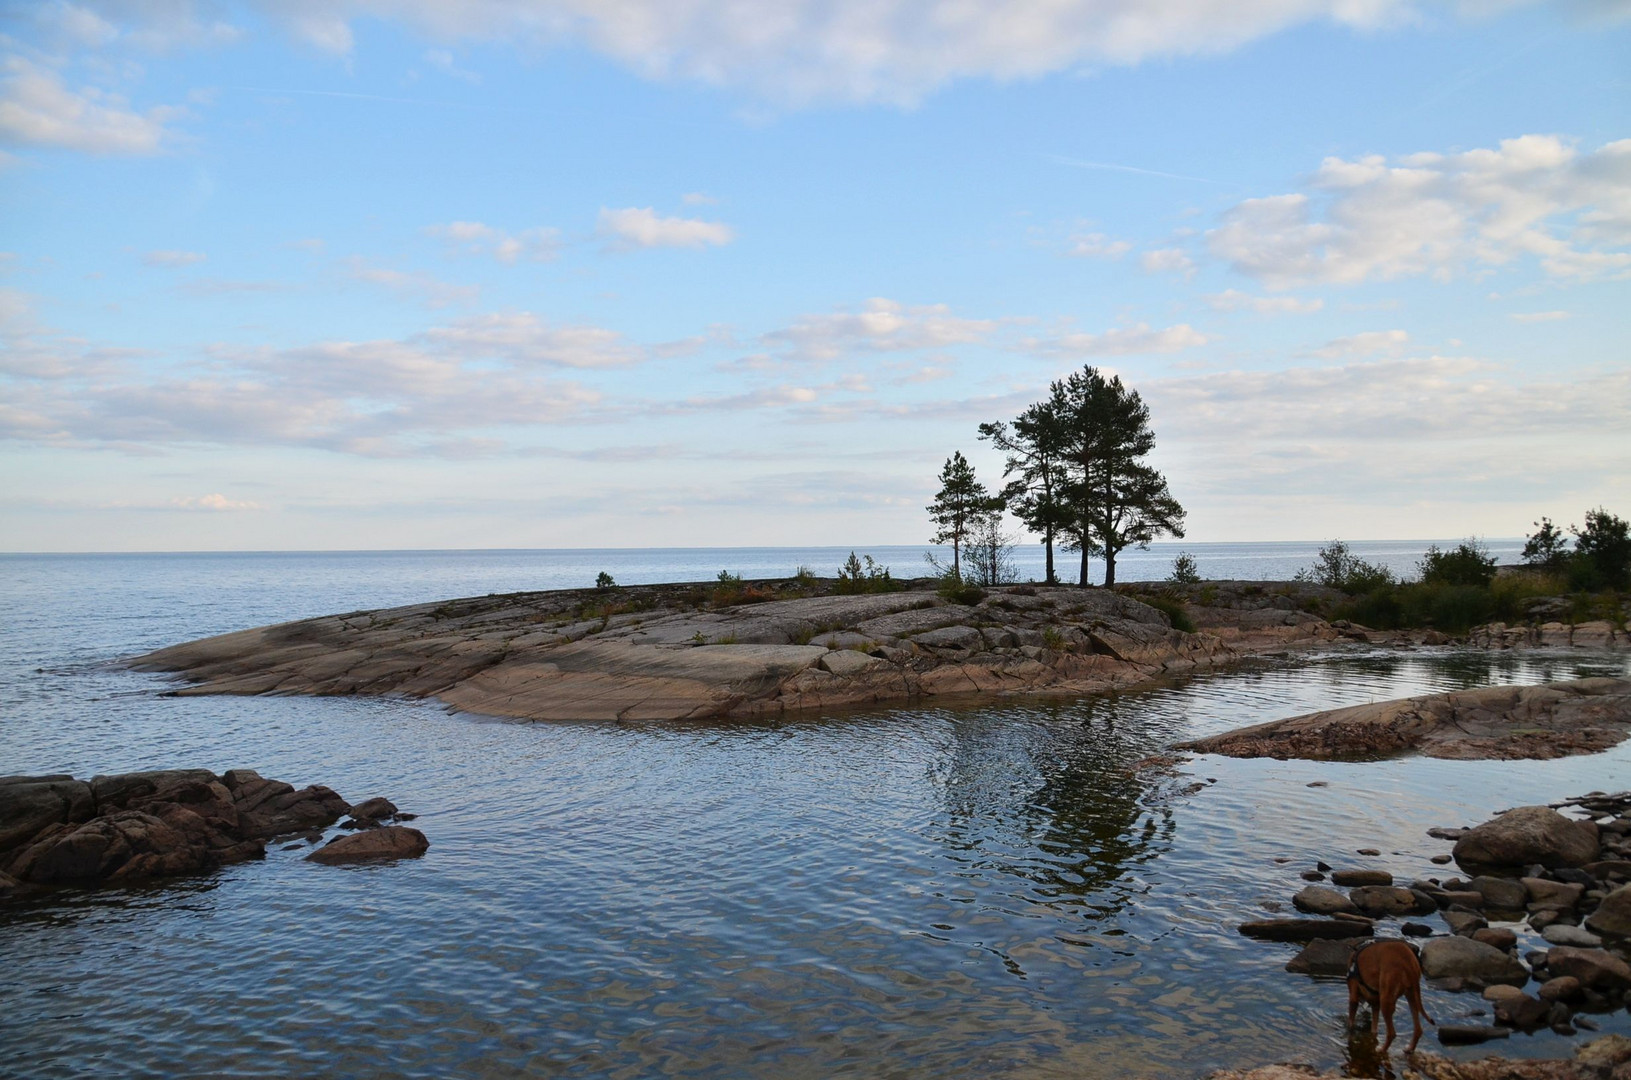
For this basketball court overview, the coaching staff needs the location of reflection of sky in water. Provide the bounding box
[2,555,1628,1079]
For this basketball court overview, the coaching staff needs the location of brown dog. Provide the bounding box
[1347,939,1434,1054]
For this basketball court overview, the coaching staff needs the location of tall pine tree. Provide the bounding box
[927,451,999,581]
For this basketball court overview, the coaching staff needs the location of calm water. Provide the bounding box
[0,550,1624,1080]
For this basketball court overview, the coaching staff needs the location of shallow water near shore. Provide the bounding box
[2,553,1628,1079]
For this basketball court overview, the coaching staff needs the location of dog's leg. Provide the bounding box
[1404,979,1432,1053]
[1347,980,1361,1034]
[1378,987,1398,1055]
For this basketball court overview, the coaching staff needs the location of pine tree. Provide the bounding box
[1049,366,1186,587]
[978,398,1070,585]
[927,451,1000,580]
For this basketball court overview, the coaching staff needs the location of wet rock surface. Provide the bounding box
[0,769,421,897]
[1178,678,1631,761]
[132,581,1239,723]
[1250,789,1631,1065]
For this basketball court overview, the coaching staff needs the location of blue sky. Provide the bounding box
[1,0,1627,551]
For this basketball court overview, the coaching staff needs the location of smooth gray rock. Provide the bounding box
[1292,885,1358,916]
[1469,875,1528,910]
[1419,936,1529,985]
[1586,883,1631,937]
[1543,924,1603,947]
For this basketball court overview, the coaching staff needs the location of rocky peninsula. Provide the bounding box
[132,578,1249,723]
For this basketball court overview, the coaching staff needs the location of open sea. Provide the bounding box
[4,539,1627,1080]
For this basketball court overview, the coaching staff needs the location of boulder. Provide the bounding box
[306,825,428,864]
[1285,937,1365,976]
[1493,993,1550,1029]
[1576,1034,1631,1070]
[1349,885,1433,917]
[1545,947,1631,989]
[1453,806,1600,871]
[1585,883,1631,937]
[1443,911,1488,935]
[1330,869,1392,887]
[1538,976,1583,1002]
[1473,928,1518,950]
[1292,885,1358,916]
[1469,875,1529,910]
[1420,936,1529,985]
[346,796,397,821]
[4,809,261,885]
[0,776,95,852]
[1542,924,1603,948]
[1524,877,1585,908]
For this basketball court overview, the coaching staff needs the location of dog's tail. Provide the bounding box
[1406,979,1434,1026]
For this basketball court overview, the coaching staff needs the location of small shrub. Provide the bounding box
[1168,552,1201,585]
[792,565,818,588]
[1418,539,1497,587]
[595,571,617,589]
[1295,540,1395,595]
[1143,594,1196,633]
[1041,626,1067,651]
[937,572,985,606]
[835,551,898,595]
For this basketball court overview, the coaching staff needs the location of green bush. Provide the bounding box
[595,571,617,589]
[835,551,898,595]
[1142,594,1196,633]
[937,572,986,606]
[1417,539,1496,587]
[1295,540,1395,595]
[1572,508,1631,591]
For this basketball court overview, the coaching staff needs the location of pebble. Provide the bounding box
[1357,848,1381,856]
[1431,854,1453,864]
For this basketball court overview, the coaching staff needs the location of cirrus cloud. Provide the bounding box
[598,207,734,250]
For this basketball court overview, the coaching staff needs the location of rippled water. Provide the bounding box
[0,553,1626,1079]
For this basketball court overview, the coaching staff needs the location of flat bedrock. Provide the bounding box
[1177,678,1631,762]
[130,583,1244,723]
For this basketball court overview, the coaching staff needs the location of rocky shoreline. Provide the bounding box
[1178,678,1631,761]
[1225,793,1631,1075]
[0,769,426,900]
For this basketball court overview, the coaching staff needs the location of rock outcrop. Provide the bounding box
[1453,806,1600,871]
[0,769,419,897]
[1177,678,1631,761]
[132,582,1237,723]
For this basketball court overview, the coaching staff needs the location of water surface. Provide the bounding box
[0,553,1624,1079]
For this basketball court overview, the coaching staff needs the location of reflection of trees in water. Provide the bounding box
[928,692,1185,926]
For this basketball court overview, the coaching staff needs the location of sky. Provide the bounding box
[0,0,1627,552]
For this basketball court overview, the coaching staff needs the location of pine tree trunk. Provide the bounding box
[1044,527,1055,585]
[1078,545,1089,587]
[1104,548,1117,588]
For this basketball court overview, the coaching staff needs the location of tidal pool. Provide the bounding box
[4,642,1630,1079]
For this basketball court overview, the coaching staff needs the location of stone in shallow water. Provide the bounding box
[1239,918,1373,943]
[1330,869,1391,887]
[1543,924,1603,947]
[306,825,429,864]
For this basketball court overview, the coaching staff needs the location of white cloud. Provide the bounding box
[1140,247,1195,278]
[1205,289,1324,314]
[766,297,995,361]
[598,207,734,250]
[425,221,559,263]
[169,493,263,511]
[1509,310,1572,322]
[154,0,1514,106]
[1068,232,1132,259]
[418,312,643,368]
[142,249,206,267]
[0,56,182,154]
[1025,321,1208,358]
[1148,355,1631,444]
[0,309,626,455]
[344,257,479,308]
[1306,329,1410,359]
[1208,135,1631,288]
[424,48,480,82]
